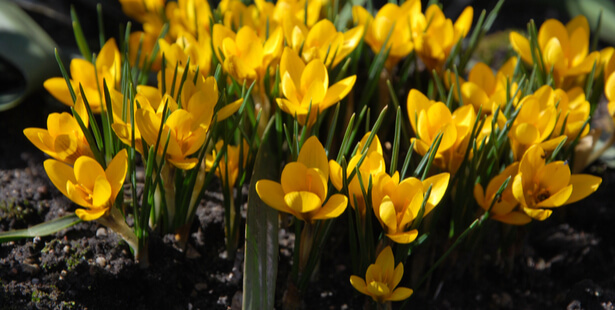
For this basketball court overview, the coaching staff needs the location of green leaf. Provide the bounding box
[243,117,280,310]
[0,214,82,243]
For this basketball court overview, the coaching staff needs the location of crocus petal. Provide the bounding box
[256,180,291,215]
[167,157,199,170]
[389,287,413,301]
[379,197,398,232]
[522,207,552,221]
[297,136,329,178]
[105,149,128,199]
[74,156,106,190]
[375,246,394,275]
[75,208,107,221]
[509,31,532,65]
[536,184,573,208]
[43,159,76,198]
[350,275,369,295]
[311,194,348,221]
[492,211,532,225]
[217,98,243,121]
[387,230,418,244]
[566,174,602,204]
[453,6,473,37]
[92,176,112,208]
[280,47,305,87]
[328,160,344,190]
[44,77,76,107]
[321,75,357,109]
[284,191,322,214]
[281,162,308,193]
[422,172,450,214]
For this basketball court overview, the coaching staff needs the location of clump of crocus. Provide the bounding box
[276,47,356,127]
[256,136,348,223]
[510,15,599,89]
[350,246,413,303]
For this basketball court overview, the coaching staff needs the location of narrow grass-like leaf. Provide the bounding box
[71,5,92,62]
[0,215,82,243]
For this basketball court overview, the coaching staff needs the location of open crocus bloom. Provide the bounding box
[329,133,386,215]
[512,145,601,221]
[256,136,348,223]
[350,246,413,303]
[282,18,364,69]
[474,162,533,225]
[407,89,475,173]
[509,94,566,160]
[24,99,92,165]
[510,15,600,88]
[276,47,356,127]
[413,4,473,71]
[353,0,419,69]
[371,172,449,243]
[44,38,121,113]
[44,150,128,221]
[212,23,283,83]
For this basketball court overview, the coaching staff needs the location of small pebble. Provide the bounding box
[21,263,40,275]
[96,256,107,268]
[61,270,67,276]
[36,185,48,194]
[96,227,108,238]
[63,245,71,254]
[33,236,41,245]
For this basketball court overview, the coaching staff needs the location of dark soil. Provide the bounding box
[2,1,615,309]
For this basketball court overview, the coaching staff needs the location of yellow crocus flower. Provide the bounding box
[407,89,475,173]
[205,139,250,189]
[24,99,93,165]
[135,85,240,170]
[510,15,600,88]
[137,106,207,170]
[282,18,364,69]
[256,136,348,223]
[44,38,121,113]
[512,145,601,221]
[532,85,590,142]
[44,149,128,221]
[158,32,212,77]
[350,246,413,303]
[459,58,519,114]
[371,172,449,243]
[413,4,473,71]
[166,0,212,40]
[276,47,356,127]
[509,92,566,160]
[353,0,420,69]
[473,162,532,225]
[212,24,284,84]
[329,133,386,215]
